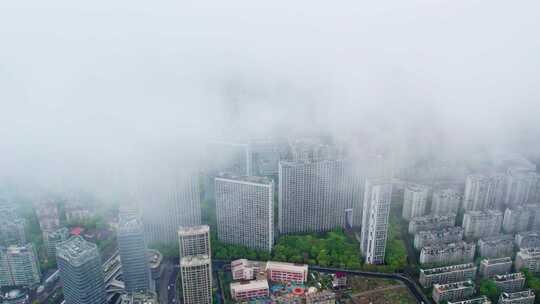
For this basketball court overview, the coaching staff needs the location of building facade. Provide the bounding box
[402,184,430,220]
[409,214,456,235]
[432,281,475,304]
[360,179,393,264]
[477,235,515,259]
[447,296,492,304]
[56,236,106,304]
[414,227,464,250]
[503,207,531,233]
[463,174,506,211]
[230,280,269,301]
[462,210,503,239]
[117,214,150,293]
[431,188,461,216]
[0,244,41,288]
[419,263,477,288]
[179,255,212,304]
[505,169,538,207]
[265,261,308,283]
[43,227,69,259]
[419,241,475,265]
[479,257,513,278]
[215,175,274,252]
[499,290,535,304]
[515,231,540,250]
[494,273,526,293]
[178,225,211,258]
[515,248,540,273]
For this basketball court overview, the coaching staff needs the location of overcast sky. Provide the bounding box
[1,0,539,198]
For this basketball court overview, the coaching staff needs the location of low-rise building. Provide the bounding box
[477,235,515,258]
[498,290,535,304]
[231,259,266,281]
[120,291,159,304]
[305,290,336,304]
[480,257,513,278]
[230,280,269,301]
[515,248,540,273]
[503,207,531,233]
[494,273,526,293]
[447,296,491,304]
[462,210,503,239]
[414,227,464,250]
[419,263,477,288]
[331,272,347,289]
[266,261,308,283]
[432,281,475,304]
[409,214,456,235]
[420,241,475,265]
[515,231,540,249]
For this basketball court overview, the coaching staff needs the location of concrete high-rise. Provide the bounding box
[360,179,393,264]
[0,205,26,247]
[462,210,503,239]
[431,189,461,216]
[505,169,538,207]
[215,175,274,252]
[178,225,211,258]
[180,255,212,304]
[141,174,201,244]
[502,207,530,233]
[463,174,506,211]
[402,184,430,220]
[0,244,41,288]
[279,159,358,234]
[118,214,150,293]
[56,236,106,304]
[43,227,69,259]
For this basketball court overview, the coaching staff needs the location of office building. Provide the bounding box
[499,290,535,304]
[178,225,211,258]
[43,227,69,259]
[215,175,274,252]
[419,241,475,265]
[179,255,212,304]
[409,213,456,234]
[515,248,540,273]
[360,179,393,264]
[432,281,475,304]
[266,261,308,283]
[402,184,430,220]
[477,235,515,259]
[414,227,464,250]
[56,236,106,304]
[505,169,538,207]
[447,296,492,304]
[503,207,531,233]
[230,280,269,301]
[278,159,358,234]
[494,273,526,293]
[479,257,513,278]
[515,231,540,250]
[117,214,150,293]
[141,174,201,244]
[0,244,41,288]
[432,188,461,216]
[462,210,503,239]
[419,263,477,288]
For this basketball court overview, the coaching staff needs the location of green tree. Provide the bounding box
[479,279,499,302]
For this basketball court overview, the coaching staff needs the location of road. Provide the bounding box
[158,258,181,304]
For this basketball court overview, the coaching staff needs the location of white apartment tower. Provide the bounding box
[402,184,429,220]
[178,225,211,258]
[215,175,274,252]
[180,255,213,304]
[432,188,461,216]
[360,179,393,264]
[463,174,506,211]
[505,169,538,207]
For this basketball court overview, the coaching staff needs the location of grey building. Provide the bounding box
[409,213,456,235]
[178,225,211,258]
[414,227,464,250]
[447,296,491,304]
[180,255,212,304]
[117,214,150,293]
[0,205,26,247]
[56,236,106,304]
[432,280,475,304]
[494,273,526,293]
[524,204,540,230]
[0,244,41,288]
[515,248,540,273]
[499,290,535,304]
[215,175,274,252]
[140,174,201,244]
[278,159,358,234]
[462,210,503,239]
[120,291,158,304]
[477,235,515,259]
[419,241,475,265]
[463,174,506,211]
[431,188,461,216]
[505,169,538,207]
[419,263,477,288]
[360,179,393,264]
[479,257,513,278]
[503,207,531,233]
[43,227,69,259]
[515,231,540,250]
[402,184,430,220]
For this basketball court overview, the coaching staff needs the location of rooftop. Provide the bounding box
[230,279,269,290]
[494,273,524,281]
[500,289,535,300]
[120,291,158,304]
[215,174,273,185]
[266,261,308,272]
[56,236,99,266]
[178,225,210,236]
[481,257,512,265]
[422,263,476,275]
[434,280,474,291]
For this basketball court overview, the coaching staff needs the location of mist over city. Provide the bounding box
[1,1,540,304]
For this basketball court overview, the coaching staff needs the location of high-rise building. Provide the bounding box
[413,227,464,250]
[178,225,211,258]
[462,210,503,239]
[515,231,540,250]
[215,175,274,252]
[477,235,514,259]
[505,169,538,207]
[432,281,475,304]
[56,236,106,304]
[278,159,358,234]
[43,227,69,259]
[118,214,150,293]
[479,257,513,278]
[431,188,461,216]
[0,244,41,288]
[360,179,393,264]
[35,201,60,231]
[515,248,540,274]
[502,207,530,233]
[180,255,212,304]
[0,205,26,247]
[141,174,201,244]
[402,184,430,220]
[419,241,476,265]
[463,174,506,211]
